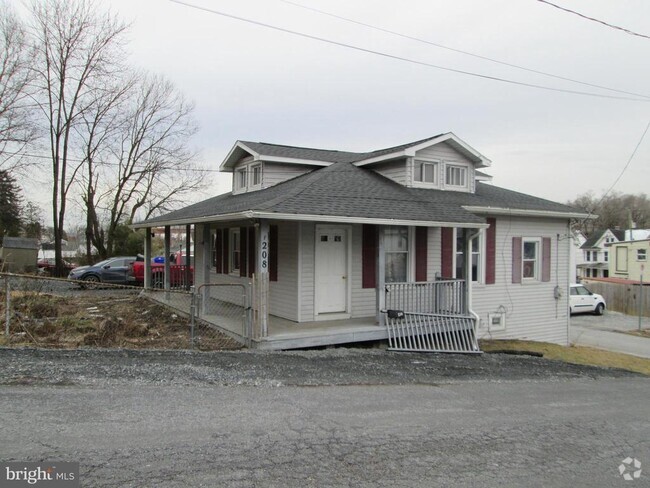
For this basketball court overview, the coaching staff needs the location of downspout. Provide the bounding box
[566,222,572,346]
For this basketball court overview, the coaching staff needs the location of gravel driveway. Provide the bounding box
[0,347,640,387]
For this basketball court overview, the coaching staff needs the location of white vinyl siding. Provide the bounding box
[372,160,408,185]
[300,222,315,321]
[473,217,569,344]
[427,217,570,344]
[262,162,312,188]
[268,221,299,321]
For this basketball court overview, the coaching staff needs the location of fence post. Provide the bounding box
[4,275,9,337]
[640,273,644,331]
[190,286,196,349]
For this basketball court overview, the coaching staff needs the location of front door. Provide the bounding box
[315,226,349,314]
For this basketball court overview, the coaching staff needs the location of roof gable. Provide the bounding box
[219,133,491,171]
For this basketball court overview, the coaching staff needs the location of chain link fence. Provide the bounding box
[1,273,241,351]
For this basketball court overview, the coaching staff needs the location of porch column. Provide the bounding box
[185,224,191,291]
[164,225,171,293]
[377,226,385,326]
[256,219,270,338]
[201,224,212,314]
[144,228,152,289]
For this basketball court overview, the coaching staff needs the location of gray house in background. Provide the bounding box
[0,237,39,272]
[134,133,589,350]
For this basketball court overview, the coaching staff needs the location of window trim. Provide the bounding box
[412,158,439,188]
[522,237,541,282]
[638,249,647,262]
[229,228,241,275]
[444,163,468,188]
[250,163,262,188]
[453,228,484,284]
[383,225,411,283]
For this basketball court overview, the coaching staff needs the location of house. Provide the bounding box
[608,238,650,281]
[570,229,586,282]
[0,237,39,272]
[578,229,624,279]
[133,133,589,350]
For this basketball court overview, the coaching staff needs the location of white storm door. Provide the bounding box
[315,226,348,314]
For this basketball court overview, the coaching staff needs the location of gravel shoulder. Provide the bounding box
[0,347,642,387]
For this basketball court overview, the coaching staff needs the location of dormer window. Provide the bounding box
[445,165,467,187]
[414,160,438,184]
[236,168,247,190]
[251,164,262,187]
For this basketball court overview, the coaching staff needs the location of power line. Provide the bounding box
[537,0,650,40]
[279,0,650,100]
[168,0,650,102]
[583,118,650,222]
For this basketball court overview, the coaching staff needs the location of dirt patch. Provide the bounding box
[1,293,241,351]
[480,339,650,376]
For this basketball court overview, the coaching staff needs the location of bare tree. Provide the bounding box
[0,4,35,170]
[86,73,203,258]
[569,191,650,235]
[28,0,128,275]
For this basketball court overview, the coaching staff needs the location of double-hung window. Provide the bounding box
[522,238,540,280]
[251,164,262,187]
[414,160,437,185]
[384,226,409,283]
[236,168,247,191]
[455,231,482,282]
[445,165,467,187]
[230,229,241,274]
[638,249,647,261]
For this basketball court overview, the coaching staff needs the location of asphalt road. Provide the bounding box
[1,349,649,487]
[571,311,650,358]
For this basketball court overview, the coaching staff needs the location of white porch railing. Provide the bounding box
[384,279,467,315]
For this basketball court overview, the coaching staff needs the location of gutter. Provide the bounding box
[132,211,490,230]
[462,206,594,220]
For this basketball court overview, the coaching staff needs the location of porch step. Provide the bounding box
[384,311,481,354]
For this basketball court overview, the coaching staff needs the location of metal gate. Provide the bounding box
[383,310,481,353]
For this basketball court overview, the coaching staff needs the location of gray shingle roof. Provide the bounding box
[581,229,625,249]
[239,134,444,165]
[138,161,583,228]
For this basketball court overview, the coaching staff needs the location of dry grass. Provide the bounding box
[480,339,650,376]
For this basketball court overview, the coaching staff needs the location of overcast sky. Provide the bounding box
[30,0,650,217]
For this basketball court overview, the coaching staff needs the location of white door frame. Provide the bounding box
[314,224,352,320]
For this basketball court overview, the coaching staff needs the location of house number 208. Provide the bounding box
[261,240,268,270]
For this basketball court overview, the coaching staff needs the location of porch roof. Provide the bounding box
[134,161,585,229]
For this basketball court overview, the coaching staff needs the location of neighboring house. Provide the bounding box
[0,237,39,272]
[625,229,650,241]
[134,133,589,349]
[570,229,586,282]
[578,229,624,279]
[608,238,650,280]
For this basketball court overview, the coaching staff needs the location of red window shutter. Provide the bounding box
[485,218,496,285]
[362,224,377,288]
[223,228,229,274]
[441,227,454,278]
[214,229,223,273]
[248,227,255,278]
[512,236,522,284]
[240,226,248,277]
[415,227,428,282]
[542,237,552,282]
[270,225,278,282]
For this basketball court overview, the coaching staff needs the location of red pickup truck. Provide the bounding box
[130,251,194,288]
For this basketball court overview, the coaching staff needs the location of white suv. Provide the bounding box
[569,284,606,315]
